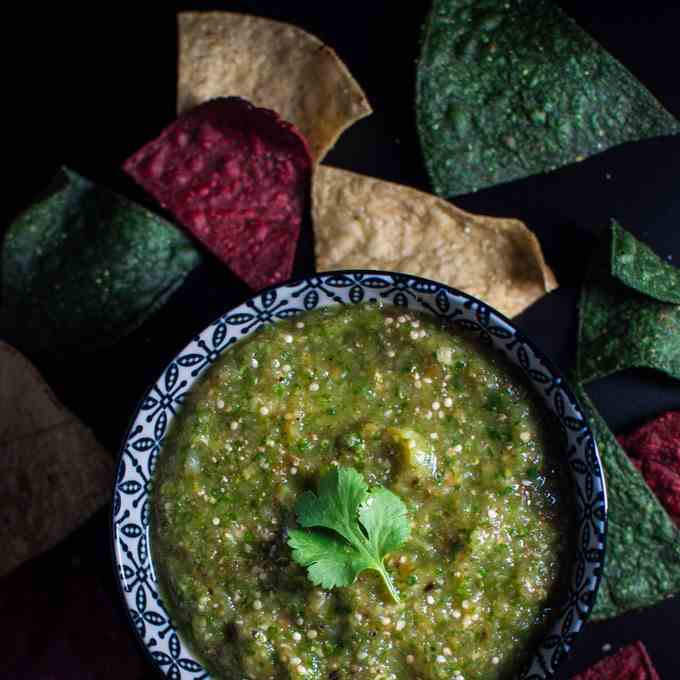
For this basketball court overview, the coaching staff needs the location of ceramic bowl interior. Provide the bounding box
[112,271,607,680]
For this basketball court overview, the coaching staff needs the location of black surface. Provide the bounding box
[3,1,680,678]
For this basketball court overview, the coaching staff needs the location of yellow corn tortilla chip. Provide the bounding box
[313,166,557,318]
[0,342,114,577]
[178,12,372,162]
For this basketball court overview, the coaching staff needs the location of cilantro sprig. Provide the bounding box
[287,467,410,603]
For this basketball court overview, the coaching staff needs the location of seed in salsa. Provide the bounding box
[152,303,572,680]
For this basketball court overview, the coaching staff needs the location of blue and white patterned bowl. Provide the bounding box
[112,271,607,680]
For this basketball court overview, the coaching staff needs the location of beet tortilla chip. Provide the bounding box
[619,411,680,528]
[570,641,660,680]
[124,97,312,291]
[0,342,114,578]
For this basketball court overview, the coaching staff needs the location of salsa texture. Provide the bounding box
[152,303,571,680]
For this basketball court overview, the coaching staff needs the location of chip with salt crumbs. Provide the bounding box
[177,12,371,162]
[313,165,557,318]
[569,641,660,680]
[619,411,680,528]
[123,97,312,291]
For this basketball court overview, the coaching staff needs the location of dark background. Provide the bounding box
[2,1,680,678]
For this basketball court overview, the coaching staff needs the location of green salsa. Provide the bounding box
[152,303,571,679]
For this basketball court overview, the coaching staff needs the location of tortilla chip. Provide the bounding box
[123,97,311,291]
[578,222,680,383]
[0,167,201,359]
[178,12,372,162]
[619,411,680,528]
[313,166,557,318]
[575,386,680,620]
[0,342,114,578]
[417,0,679,196]
[570,641,660,680]
[611,219,680,303]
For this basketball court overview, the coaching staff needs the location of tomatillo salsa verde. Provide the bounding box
[152,303,572,680]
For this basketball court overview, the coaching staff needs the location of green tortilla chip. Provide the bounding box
[417,0,680,196]
[611,221,680,304]
[575,385,680,620]
[578,222,680,383]
[0,168,201,358]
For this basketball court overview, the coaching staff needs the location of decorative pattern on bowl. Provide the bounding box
[112,271,607,680]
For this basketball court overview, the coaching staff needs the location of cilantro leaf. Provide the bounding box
[286,530,372,590]
[359,487,410,557]
[287,467,410,602]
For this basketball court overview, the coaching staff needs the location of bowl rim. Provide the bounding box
[111,269,608,680]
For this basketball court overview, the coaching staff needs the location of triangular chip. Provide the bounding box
[578,222,680,383]
[417,0,680,196]
[178,12,372,162]
[313,165,556,317]
[574,386,680,620]
[611,219,680,304]
[124,97,312,291]
[0,342,114,578]
[0,168,201,359]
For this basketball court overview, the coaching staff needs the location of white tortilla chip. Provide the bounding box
[0,342,114,577]
[178,12,372,162]
[313,166,557,317]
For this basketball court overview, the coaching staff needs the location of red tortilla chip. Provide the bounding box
[123,97,311,290]
[570,641,660,680]
[618,411,680,528]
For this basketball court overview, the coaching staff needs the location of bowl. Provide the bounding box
[112,270,607,680]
